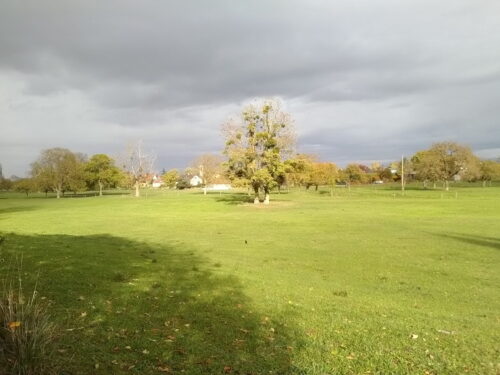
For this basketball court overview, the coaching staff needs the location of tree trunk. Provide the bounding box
[56,189,61,199]
[482,180,486,188]
[203,187,207,195]
[135,181,140,197]
[263,190,270,205]
[444,180,449,191]
[315,185,318,191]
[433,182,436,189]
[330,186,333,197]
[99,181,103,196]
[253,186,260,204]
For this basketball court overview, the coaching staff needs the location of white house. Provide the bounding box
[151,175,164,188]
[190,175,203,186]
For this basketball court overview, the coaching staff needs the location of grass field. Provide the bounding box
[0,184,499,374]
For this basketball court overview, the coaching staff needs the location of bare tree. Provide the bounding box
[120,141,155,197]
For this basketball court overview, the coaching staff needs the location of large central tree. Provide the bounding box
[223,99,295,204]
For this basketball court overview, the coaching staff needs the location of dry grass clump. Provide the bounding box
[0,275,55,375]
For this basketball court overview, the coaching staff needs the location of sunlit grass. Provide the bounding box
[0,184,499,374]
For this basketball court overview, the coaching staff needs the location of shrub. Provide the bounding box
[176,179,191,190]
[0,277,55,375]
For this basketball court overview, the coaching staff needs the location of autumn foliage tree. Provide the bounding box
[283,154,316,188]
[412,142,478,190]
[478,160,500,186]
[161,169,180,188]
[308,162,339,195]
[13,178,36,197]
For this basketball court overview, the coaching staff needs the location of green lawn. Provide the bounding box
[0,185,499,374]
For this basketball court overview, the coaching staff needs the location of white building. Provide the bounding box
[206,184,232,191]
[190,175,203,186]
[151,175,164,188]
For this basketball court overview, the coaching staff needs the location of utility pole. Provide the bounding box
[401,155,405,195]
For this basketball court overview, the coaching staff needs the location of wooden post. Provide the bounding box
[401,155,405,196]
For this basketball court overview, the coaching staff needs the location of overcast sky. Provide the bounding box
[1,0,499,177]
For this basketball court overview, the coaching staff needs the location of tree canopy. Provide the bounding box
[411,142,478,190]
[223,98,296,204]
[85,154,123,196]
[31,148,86,198]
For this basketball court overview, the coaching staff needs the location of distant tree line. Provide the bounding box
[0,149,125,198]
[278,142,500,192]
[1,100,500,200]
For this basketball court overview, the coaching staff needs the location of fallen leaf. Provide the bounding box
[8,321,21,329]
[411,334,419,339]
[157,366,171,373]
[142,349,149,354]
[223,365,232,373]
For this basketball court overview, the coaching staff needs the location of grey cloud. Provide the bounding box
[1,0,500,176]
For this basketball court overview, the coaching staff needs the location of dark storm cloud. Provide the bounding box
[1,0,499,175]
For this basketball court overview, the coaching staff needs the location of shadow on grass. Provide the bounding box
[0,205,38,216]
[318,190,336,196]
[0,233,303,375]
[214,192,254,206]
[214,192,291,206]
[384,185,432,191]
[431,233,500,251]
[60,191,131,198]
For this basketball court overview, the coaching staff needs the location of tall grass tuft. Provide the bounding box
[0,272,55,375]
